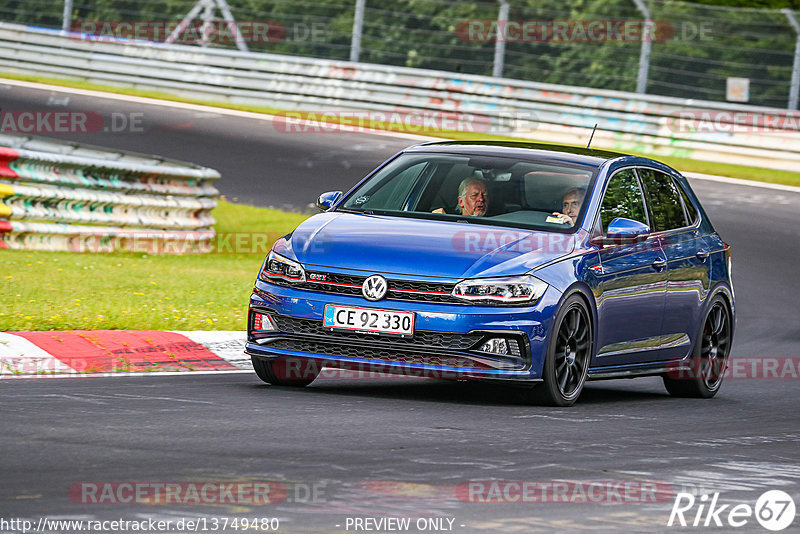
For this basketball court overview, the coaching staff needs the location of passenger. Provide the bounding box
[552,187,586,226]
[432,177,489,217]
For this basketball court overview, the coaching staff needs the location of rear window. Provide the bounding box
[677,181,700,226]
[637,168,687,231]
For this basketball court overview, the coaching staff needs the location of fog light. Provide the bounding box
[480,338,510,355]
[252,312,276,332]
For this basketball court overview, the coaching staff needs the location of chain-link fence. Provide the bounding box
[2,0,799,109]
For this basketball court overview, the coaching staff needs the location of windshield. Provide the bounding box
[340,152,598,232]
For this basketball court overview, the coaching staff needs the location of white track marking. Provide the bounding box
[171,330,251,369]
[0,332,75,378]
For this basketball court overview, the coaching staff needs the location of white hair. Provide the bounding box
[458,177,488,201]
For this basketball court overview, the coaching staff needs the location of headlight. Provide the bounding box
[452,275,548,304]
[261,250,306,282]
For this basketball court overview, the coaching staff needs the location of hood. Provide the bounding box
[276,212,575,279]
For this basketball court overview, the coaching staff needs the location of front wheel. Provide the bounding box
[251,356,319,387]
[527,295,593,406]
[663,296,731,398]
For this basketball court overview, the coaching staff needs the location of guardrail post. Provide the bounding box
[632,0,651,94]
[61,0,73,33]
[350,0,366,62]
[782,9,800,110]
[167,0,248,52]
[492,0,510,78]
[200,0,214,48]
[215,0,248,52]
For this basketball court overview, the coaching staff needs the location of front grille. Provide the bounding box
[264,270,459,303]
[267,339,490,369]
[271,314,482,350]
[250,311,529,370]
[322,272,365,286]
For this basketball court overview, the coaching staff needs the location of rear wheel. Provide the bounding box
[527,295,592,406]
[251,356,319,387]
[663,296,731,398]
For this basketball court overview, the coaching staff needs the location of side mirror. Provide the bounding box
[316,191,343,212]
[590,217,650,247]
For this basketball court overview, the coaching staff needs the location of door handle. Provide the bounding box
[652,257,667,271]
[696,249,710,261]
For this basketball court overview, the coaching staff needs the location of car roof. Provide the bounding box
[405,140,628,167]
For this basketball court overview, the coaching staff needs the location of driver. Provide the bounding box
[552,187,586,226]
[432,177,489,217]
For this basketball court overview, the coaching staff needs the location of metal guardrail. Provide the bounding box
[0,22,799,173]
[0,133,219,252]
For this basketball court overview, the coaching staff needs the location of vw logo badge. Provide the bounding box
[362,275,388,301]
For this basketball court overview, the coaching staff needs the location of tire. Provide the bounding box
[663,295,731,398]
[251,356,319,387]
[527,294,593,407]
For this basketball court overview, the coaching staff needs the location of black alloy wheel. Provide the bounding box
[663,296,731,398]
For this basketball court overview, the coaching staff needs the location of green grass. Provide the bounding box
[2,72,799,187]
[0,201,308,331]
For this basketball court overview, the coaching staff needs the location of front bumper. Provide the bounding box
[246,276,561,383]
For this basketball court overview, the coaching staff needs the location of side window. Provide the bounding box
[638,169,687,231]
[676,181,700,225]
[599,169,648,233]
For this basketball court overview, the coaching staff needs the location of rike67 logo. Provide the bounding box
[668,490,796,531]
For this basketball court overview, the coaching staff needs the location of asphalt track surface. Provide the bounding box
[1,81,799,533]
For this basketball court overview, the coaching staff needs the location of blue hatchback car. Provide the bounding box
[246,141,734,405]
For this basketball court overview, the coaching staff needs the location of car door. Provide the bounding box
[593,168,668,367]
[638,168,709,361]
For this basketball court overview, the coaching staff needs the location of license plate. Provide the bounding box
[323,304,415,337]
